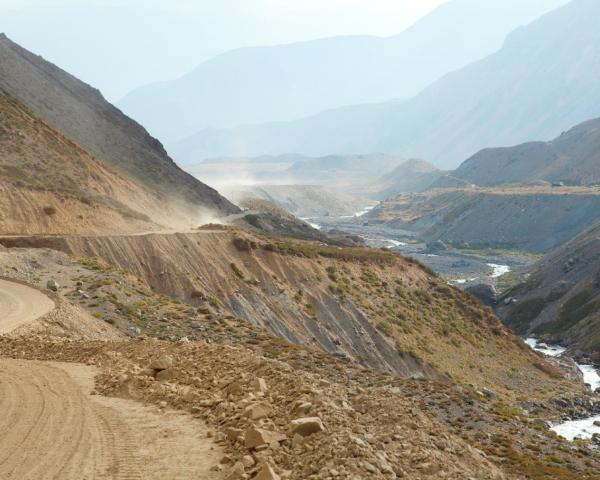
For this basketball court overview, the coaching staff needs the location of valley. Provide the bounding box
[3,1,600,478]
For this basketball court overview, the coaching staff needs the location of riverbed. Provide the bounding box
[303,211,531,287]
[526,338,600,440]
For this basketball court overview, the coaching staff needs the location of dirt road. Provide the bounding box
[0,278,54,333]
[0,279,223,479]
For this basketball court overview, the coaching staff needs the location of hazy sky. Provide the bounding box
[0,0,447,100]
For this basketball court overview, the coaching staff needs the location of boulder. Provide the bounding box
[292,401,312,415]
[226,381,244,395]
[481,388,499,401]
[225,427,244,441]
[426,240,448,254]
[256,463,280,480]
[46,279,59,292]
[150,355,174,371]
[289,417,325,437]
[244,428,286,449]
[465,283,497,306]
[243,402,273,420]
[225,462,245,480]
[252,377,268,393]
[155,368,178,382]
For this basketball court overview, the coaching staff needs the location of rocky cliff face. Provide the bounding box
[0,34,238,219]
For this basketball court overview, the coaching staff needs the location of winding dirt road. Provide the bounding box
[0,279,223,479]
[0,279,54,333]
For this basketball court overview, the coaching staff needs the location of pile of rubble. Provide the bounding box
[0,335,505,479]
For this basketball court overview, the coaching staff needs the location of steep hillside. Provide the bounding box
[2,233,599,479]
[372,159,444,199]
[368,187,600,253]
[438,117,600,187]
[0,34,237,218]
[0,230,576,402]
[181,0,600,168]
[0,89,215,234]
[119,0,568,144]
[498,221,600,355]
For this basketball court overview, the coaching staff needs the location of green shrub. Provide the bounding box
[43,205,57,216]
[230,262,245,279]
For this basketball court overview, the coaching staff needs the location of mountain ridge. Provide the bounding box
[119,0,569,145]
[0,33,238,219]
[175,0,600,168]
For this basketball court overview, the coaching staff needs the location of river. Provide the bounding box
[526,338,600,440]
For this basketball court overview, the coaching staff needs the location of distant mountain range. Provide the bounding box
[175,0,600,168]
[119,0,568,144]
[0,35,237,234]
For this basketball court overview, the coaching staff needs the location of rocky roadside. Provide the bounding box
[3,244,600,478]
[0,335,505,480]
[2,334,600,479]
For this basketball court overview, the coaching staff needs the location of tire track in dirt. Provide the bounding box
[0,359,224,480]
[0,278,55,333]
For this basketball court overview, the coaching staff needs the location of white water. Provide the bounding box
[453,277,478,285]
[552,415,600,441]
[386,239,406,248]
[487,263,511,278]
[525,338,600,440]
[355,205,375,218]
[524,338,566,357]
[300,218,322,230]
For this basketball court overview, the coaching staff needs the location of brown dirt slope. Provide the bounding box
[0,230,579,403]
[0,89,224,234]
[0,34,237,218]
[1,241,599,479]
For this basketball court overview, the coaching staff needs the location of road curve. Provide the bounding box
[0,359,144,479]
[0,279,54,334]
[0,279,223,479]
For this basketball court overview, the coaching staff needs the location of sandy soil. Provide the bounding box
[0,356,224,480]
[0,279,54,333]
[0,277,224,479]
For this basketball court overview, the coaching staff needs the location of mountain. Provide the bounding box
[0,34,238,229]
[498,220,600,356]
[222,184,373,218]
[119,0,569,144]
[179,0,600,168]
[434,117,600,187]
[367,187,600,253]
[373,159,444,199]
[185,154,408,193]
[0,89,182,234]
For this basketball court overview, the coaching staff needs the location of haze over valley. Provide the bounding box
[3,1,600,478]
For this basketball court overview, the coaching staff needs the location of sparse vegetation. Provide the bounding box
[230,262,245,279]
[42,205,57,216]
